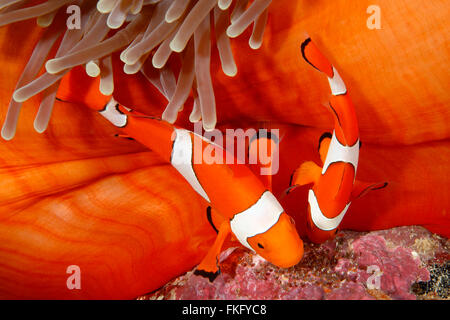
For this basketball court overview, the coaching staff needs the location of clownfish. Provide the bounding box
[287,38,388,243]
[81,97,303,280]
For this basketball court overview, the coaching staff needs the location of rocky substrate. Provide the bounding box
[138,226,449,300]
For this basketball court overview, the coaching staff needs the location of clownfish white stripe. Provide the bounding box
[99,98,128,128]
[327,67,347,96]
[322,131,359,174]
[171,129,210,202]
[309,189,350,231]
[230,191,283,252]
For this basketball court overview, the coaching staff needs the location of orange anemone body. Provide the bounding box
[0,0,449,299]
[0,21,218,299]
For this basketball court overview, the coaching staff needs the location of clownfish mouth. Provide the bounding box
[247,212,304,268]
[0,0,272,141]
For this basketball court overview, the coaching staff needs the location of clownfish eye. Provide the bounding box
[257,243,264,249]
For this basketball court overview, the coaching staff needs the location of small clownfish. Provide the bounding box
[287,38,388,244]
[80,97,303,281]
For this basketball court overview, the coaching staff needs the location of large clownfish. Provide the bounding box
[75,96,303,280]
[287,38,388,243]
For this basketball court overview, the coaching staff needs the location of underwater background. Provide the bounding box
[0,0,448,299]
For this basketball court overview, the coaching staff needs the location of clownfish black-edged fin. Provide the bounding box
[125,113,161,120]
[114,134,135,141]
[206,206,219,234]
[195,221,231,282]
[318,132,332,164]
[194,268,220,282]
[285,161,322,195]
[248,130,280,192]
[300,38,334,78]
[351,181,388,201]
[112,103,162,121]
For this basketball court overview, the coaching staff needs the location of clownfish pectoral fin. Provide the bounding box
[194,221,231,282]
[318,132,332,165]
[248,130,280,191]
[351,180,388,201]
[286,161,322,194]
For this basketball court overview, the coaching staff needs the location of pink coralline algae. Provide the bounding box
[139,226,449,300]
[351,234,431,299]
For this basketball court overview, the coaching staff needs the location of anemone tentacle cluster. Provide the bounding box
[0,0,271,140]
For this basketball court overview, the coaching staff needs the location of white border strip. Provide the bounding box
[99,98,127,128]
[171,129,210,202]
[230,191,283,251]
[309,189,350,231]
[327,67,347,96]
[322,131,359,174]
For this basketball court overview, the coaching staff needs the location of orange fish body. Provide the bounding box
[209,0,450,146]
[0,105,218,298]
[0,0,449,299]
[54,0,450,243]
[0,25,218,298]
[251,124,449,240]
[81,96,303,278]
[92,0,449,146]
[287,39,387,243]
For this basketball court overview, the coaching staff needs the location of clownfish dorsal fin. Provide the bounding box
[318,132,332,165]
[351,180,388,201]
[248,130,280,192]
[285,161,322,195]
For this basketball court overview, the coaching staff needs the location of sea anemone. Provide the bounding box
[0,0,271,140]
[0,0,448,299]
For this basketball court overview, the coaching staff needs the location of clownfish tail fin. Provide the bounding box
[301,38,334,78]
[95,97,176,163]
[300,37,347,96]
[301,37,359,145]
